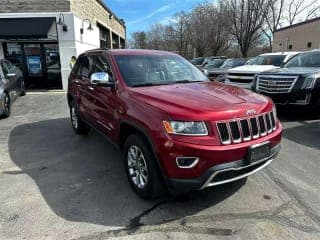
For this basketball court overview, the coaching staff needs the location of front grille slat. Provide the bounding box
[229,121,241,143]
[257,75,297,93]
[216,111,277,145]
[217,123,231,144]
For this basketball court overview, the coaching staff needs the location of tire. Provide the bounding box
[69,100,90,135]
[123,134,166,199]
[20,80,26,96]
[311,97,320,118]
[1,92,11,118]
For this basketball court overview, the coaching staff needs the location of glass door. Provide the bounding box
[43,44,62,89]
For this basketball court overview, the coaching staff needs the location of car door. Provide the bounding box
[5,60,21,94]
[0,60,17,100]
[87,54,119,139]
[70,55,94,122]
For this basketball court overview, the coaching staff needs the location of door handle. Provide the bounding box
[87,86,94,91]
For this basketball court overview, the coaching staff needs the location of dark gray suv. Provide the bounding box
[0,59,25,118]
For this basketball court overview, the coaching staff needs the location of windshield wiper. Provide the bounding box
[173,80,203,84]
[131,82,168,87]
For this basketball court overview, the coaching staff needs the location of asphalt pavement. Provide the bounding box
[0,92,319,240]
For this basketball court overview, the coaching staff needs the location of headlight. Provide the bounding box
[163,121,208,136]
[203,69,208,76]
[301,73,318,89]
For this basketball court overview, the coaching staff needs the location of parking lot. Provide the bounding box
[0,92,320,240]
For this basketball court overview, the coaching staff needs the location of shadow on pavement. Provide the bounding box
[8,118,245,227]
[277,106,320,150]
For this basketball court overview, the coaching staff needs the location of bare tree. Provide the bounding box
[131,32,148,49]
[262,0,285,50]
[226,0,269,57]
[286,0,320,25]
[206,1,232,55]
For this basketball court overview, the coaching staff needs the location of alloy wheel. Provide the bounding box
[127,145,149,189]
[4,94,10,113]
[71,106,78,129]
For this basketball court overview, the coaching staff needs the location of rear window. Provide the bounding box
[284,52,320,68]
[249,55,286,66]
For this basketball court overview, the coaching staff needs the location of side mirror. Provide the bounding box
[90,72,115,88]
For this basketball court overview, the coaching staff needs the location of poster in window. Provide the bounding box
[27,56,42,76]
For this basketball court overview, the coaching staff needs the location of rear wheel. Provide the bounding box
[20,80,26,96]
[1,92,11,118]
[124,134,166,199]
[70,100,90,135]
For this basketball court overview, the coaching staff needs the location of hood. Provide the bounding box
[228,65,279,74]
[260,67,320,76]
[129,82,271,121]
[207,68,229,74]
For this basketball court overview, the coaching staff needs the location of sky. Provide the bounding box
[105,0,205,37]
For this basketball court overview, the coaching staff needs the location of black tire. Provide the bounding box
[123,134,166,199]
[1,92,11,118]
[20,79,26,96]
[311,97,320,118]
[69,100,90,135]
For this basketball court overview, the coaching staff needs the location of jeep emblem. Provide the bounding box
[246,109,257,116]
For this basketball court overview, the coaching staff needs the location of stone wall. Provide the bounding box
[0,0,71,13]
[70,0,125,38]
[273,19,320,52]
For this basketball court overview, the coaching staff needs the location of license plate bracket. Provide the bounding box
[247,142,271,163]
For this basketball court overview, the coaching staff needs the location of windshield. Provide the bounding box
[190,57,204,65]
[115,55,209,87]
[205,59,225,69]
[284,52,320,68]
[220,59,234,68]
[249,55,285,66]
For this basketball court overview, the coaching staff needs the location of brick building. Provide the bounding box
[273,17,320,53]
[0,0,126,90]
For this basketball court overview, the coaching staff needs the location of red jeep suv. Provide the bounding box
[67,49,282,199]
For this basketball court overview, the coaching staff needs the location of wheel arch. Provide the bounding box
[119,121,168,182]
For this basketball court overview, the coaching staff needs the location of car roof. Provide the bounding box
[260,51,300,56]
[85,49,179,56]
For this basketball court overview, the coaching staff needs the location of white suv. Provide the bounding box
[224,52,299,89]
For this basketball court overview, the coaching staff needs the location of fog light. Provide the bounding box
[176,157,199,168]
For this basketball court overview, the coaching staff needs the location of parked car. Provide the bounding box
[252,50,320,112]
[204,58,247,81]
[190,57,205,67]
[224,52,299,89]
[67,49,282,199]
[0,59,25,118]
[201,56,227,68]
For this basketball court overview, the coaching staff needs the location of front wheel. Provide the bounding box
[70,101,90,135]
[124,134,166,199]
[1,92,11,118]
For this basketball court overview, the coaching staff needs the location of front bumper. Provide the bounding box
[167,144,280,194]
[260,90,319,105]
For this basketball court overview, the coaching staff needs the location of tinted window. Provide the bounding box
[0,61,13,78]
[74,56,93,78]
[92,55,114,82]
[115,54,208,87]
[284,52,320,68]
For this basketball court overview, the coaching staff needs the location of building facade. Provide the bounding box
[0,0,126,90]
[273,17,320,53]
